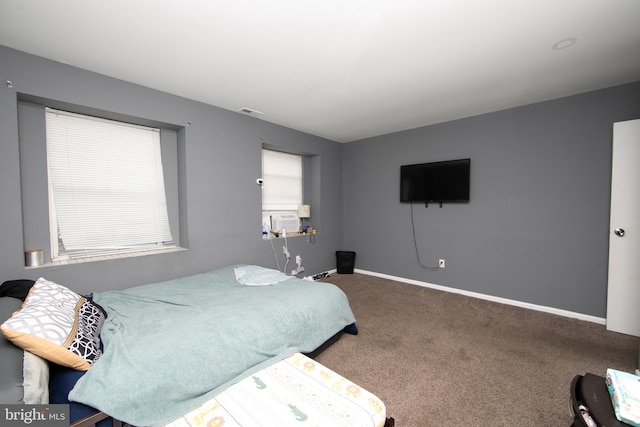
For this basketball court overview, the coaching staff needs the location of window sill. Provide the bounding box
[262,231,317,240]
[25,247,186,269]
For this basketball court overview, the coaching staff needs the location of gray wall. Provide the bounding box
[343,81,640,318]
[3,44,639,319]
[0,45,343,294]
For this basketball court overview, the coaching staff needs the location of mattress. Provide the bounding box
[70,265,357,425]
[165,353,387,427]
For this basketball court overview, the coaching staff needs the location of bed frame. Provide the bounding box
[70,412,122,427]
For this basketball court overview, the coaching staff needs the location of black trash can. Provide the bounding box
[336,251,356,274]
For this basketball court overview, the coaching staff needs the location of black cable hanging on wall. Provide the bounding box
[410,202,441,271]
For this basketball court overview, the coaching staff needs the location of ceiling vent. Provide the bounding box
[238,107,264,118]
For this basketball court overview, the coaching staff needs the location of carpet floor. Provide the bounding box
[314,273,639,426]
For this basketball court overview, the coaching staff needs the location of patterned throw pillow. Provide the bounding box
[0,278,106,370]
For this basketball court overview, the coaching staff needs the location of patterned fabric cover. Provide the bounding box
[166,353,387,427]
[0,278,106,370]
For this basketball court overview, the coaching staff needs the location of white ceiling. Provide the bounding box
[1,0,639,142]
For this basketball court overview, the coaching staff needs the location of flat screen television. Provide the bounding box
[400,158,470,203]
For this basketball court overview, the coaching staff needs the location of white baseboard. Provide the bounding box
[353,268,606,325]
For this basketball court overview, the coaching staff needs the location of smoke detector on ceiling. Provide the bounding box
[238,107,264,118]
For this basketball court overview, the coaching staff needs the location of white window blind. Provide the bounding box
[45,108,174,259]
[262,150,302,211]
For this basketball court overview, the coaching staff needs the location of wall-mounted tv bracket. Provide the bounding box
[425,202,443,208]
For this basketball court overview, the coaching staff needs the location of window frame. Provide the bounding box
[261,149,303,232]
[18,98,184,267]
[45,108,175,260]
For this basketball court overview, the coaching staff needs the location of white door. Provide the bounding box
[607,119,640,336]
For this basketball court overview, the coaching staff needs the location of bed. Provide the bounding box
[0,265,394,427]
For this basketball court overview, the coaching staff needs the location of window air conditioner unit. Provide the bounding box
[271,214,300,234]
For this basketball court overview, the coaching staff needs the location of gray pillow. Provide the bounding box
[0,297,26,403]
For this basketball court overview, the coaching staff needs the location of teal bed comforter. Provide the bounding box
[68,265,356,426]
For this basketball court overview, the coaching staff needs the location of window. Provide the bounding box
[261,149,302,232]
[45,108,175,260]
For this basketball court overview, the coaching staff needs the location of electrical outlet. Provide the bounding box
[439,259,445,268]
[295,255,302,265]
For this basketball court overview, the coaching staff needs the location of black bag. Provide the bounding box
[569,373,628,427]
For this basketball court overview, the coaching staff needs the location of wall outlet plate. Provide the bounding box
[439,259,445,268]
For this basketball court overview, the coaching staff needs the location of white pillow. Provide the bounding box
[234,265,290,286]
[23,350,49,404]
